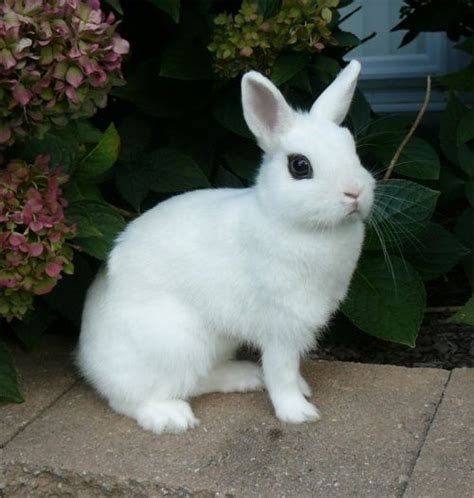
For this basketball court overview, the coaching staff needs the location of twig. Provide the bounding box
[107,203,137,219]
[384,75,432,180]
[425,306,462,313]
[339,5,362,24]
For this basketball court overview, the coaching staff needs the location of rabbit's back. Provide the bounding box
[104,186,364,349]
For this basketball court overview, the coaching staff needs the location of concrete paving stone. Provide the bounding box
[0,337,77,448]
[405,368,474,498]
[1,360,448,497]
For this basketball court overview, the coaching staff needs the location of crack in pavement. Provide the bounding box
[398,370,453,497]
[1,380,79,451]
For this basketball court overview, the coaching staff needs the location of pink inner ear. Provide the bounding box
[249,80,279,132]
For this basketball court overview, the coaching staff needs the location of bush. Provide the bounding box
[0,0,129,146]
[393,0,474,325]
[0,0,470,403]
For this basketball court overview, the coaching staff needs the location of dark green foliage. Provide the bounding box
[395,2,474,324]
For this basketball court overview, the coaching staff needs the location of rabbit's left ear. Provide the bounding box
[310,60,361,125]
[241,71,294,151]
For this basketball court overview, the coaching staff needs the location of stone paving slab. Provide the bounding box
[0,337,77,448]
[1,360,449,497]
[405,368,474,498]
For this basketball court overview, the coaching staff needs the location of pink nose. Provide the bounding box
[344,189,361,200]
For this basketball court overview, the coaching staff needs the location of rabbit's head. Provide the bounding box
[242,60,375,229]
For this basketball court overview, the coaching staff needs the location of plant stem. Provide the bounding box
[107,203,136,219]
[384,75,432,180]
[425,306,462,313]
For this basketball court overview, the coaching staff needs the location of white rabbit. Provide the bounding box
[77,60,375,434]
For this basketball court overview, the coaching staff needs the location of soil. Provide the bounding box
[312,315,473,370]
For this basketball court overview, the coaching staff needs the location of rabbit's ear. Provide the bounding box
[310,60,361,125]
[241,71,293,151]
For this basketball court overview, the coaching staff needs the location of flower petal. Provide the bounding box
[12,82,33,106]
[65,66,84,88]
[112,36,130,55]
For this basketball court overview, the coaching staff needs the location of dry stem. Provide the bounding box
[384,75,432,180]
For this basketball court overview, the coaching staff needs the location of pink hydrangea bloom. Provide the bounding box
[0,155,76,321]
[0,0,129,147]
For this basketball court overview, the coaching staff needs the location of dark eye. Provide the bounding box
[288,154,313,180]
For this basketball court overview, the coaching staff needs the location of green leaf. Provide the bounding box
[23,125,81,173]
[349,89,371,136]
[165,121,216,176]
[75,120,103,144]
[365,179,439,250]
[213,165,245,188]
[116,160,150,211]
[456,109,474,177]
[64,180,103,204]
[455,208,474,286]
[256,0,281,18]
[457,108,474,145]
[11,306,54,351]
[76,124,120,180]
[332,31,360,47]
[44,254,96,326]
[372,136,440,180]
[0,340,24,404]
[439,63,474,93]
[448,295,474,325]
[223,141,261,181]
[104,0,123,14]
[405,223,470,281]
[289,69,313,94]
[309,55,340,85]
[67,201,126,260]
[363,115,411,138]
[271,53,308,87]
[213,88,253,139]
[160,39,213,80]
[465,180,474,207]
[439,91,466,167]
[146,0,180,22]
[342,255,426,346]
[147,148,211,192]
[455,35,474,55]
[436,164,466,206]
[118,116,152,164]
[114,59,207,118]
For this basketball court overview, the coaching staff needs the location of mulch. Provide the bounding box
[313,314,473,370]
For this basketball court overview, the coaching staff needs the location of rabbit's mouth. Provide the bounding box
[347,207,359,216]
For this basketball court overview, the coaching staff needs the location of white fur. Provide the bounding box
[77,60,375,434]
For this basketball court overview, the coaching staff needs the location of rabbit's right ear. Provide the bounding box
[241,71,293,151]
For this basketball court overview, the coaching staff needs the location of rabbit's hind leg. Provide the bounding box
[82,293,214,434]
[109,397,199,434]
[193,360,264,396]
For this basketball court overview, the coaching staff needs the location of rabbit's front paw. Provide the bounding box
[275,395,321,424]
[298,374,312,397]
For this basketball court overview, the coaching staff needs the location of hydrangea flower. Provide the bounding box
[0,155,76,321]
[0,0,130,146]
[208,0,337,79]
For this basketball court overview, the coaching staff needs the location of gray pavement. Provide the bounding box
[0,338,472,497]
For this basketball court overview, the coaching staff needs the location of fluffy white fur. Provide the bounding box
[77,60,375,434]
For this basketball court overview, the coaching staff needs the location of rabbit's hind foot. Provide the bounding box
[110,398,199,435]
[193,360,264,396]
